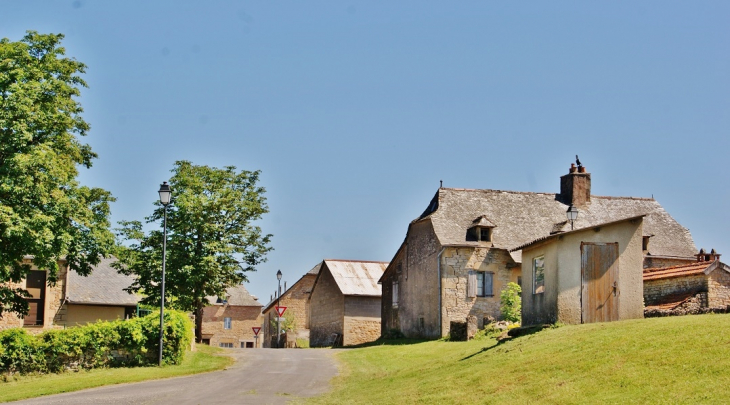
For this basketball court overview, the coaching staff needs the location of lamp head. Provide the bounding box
[566,204,579,222]
[276,269,282,281]
[158,182,172,206]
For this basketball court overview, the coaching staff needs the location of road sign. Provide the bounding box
[252,326,261,336]
[275,306,287,317]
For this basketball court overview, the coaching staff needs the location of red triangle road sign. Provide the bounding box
[252,327,261,336]
[275,306,287,317]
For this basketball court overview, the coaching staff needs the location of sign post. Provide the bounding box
[274,306,287,348]
[252,326,261,348]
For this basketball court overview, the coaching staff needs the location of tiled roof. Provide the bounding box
[67,256,140,306]
[643,260,721,281]
[420,188,696,262]
[644,291,698,311]
[323,259,388,297]
[206,284,261,307]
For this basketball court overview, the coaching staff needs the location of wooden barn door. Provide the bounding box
[581,242,619,323]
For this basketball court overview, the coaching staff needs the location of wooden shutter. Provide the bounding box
[467,271,477,298]
[485,273,493,296]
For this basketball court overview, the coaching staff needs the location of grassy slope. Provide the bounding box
[309,314,730,404]
[0,344,233,403]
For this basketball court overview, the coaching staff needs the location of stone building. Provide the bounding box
[201,284,263,348]
[517,216,645,325]
[1,256,140,331]
[380,162,697,338]
[309,260,388,347]
[262,263,319,348]
[643,249,730,313]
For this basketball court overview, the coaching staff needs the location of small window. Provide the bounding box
[219,342,233,348]
[642,236,650,251]
[479,228,491,242]
[224,317,232,329]
[476,272,493,297]
[533,256,545,294]
[392,281,399,308]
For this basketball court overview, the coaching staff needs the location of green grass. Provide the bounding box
[0,344,233,403]
[308,314,730,404]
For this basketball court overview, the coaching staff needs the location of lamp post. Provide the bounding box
[276,269,282,348]
[566,204,578,230]
[158,181,172,366]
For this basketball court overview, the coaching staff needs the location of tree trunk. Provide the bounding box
[195,304,204,343]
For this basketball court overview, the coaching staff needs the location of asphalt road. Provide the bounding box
[11,348,339,405]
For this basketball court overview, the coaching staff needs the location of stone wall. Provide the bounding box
[343,296,381,346]
[643,256,694,269]
[1,260,67,332]
[442,247,516,332]
[262,273,316,347]
[708,268,730,308]
[644,275,706,306]
[201,304,263,348]
[309,266,344,347]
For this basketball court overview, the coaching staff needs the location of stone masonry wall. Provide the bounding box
[309,266,344,347]
[343,296,381,346]
[442,247,515,332]
[1,260,67,332]
[201,305,263,348]
[262,273,316,347]
[643,256,694,269]
[643,275,706,306]
[708,269,730,308]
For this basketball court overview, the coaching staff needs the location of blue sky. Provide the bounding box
[4,1,729,303]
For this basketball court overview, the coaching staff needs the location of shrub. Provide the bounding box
[0,310,193,376]
[500,282,522,323]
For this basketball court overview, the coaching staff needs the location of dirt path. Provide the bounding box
[11,348,339,405]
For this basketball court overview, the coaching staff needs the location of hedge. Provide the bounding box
[0,310,193,376]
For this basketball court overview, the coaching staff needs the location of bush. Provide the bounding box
[0,310,193,376]
[500,282,522,323]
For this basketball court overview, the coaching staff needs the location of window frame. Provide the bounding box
[392,281,399,308]
[223,317,232,330]
[475,272,494,297]
[533,256,545,295]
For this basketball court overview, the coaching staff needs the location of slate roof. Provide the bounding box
[206,284,261,307]
[418,187,696,262]
[643,260,730,281]
[322,260,388,297]
[66,256,140,306]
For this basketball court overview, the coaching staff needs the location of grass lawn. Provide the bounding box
[0,344,233,403]
[308,314,730,404]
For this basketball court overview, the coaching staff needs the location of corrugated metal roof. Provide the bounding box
[67,256,140,306]
[324,260,388,297]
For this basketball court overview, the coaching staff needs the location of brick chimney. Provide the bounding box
[696,248,721,262]
[559,163,591,207]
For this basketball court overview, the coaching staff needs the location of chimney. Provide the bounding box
[696,248,721,262]
[559,163,591,207]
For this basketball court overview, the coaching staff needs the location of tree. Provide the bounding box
[500,282,522,324]
[115,161,273,341]
[0,32,115,318]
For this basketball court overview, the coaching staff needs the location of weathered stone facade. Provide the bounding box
[708,268,730,308]
[262,272,316,348]
[643,256,695,269]
[644,275,706,307]
[1,259,67,332]
[309,266,344,347]
[201,305,263,348]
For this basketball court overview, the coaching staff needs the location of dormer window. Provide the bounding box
[469,215,496,243]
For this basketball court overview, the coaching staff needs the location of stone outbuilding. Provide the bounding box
[309,259,388,347]
[1,256,140,331]
[643,249,730,314]
[201,284,263,348]
[515,216,645,325]
[380,162,697,338]
[262,263,320,348]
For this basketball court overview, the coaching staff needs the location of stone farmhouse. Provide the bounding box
[262,263,320,348]
[517,216,645,325]
[201,284,263,348]
[1,256,141,331]
[643,249,730,314]
[380,163,697,338]
[309,259,388,347]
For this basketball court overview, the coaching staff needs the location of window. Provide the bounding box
[224,317,232,329]
[642,236,650,251]
[533,256,545,294]
[467,271,493,297]
[392,281,399,308]
[24,271,46,326]
[219,342,233,348]
[479,228,491,242]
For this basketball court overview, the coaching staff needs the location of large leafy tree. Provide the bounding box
[115,161,273,341]
[0,32,115,318]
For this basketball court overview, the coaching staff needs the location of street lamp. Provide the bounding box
[158,181,172,366]
[276,269,282,349]
[566,204,578,230]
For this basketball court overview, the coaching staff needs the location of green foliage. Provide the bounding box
[270,310,296,333]
[500,282,522,323]
[0,31,115,318]
[114,161,272,340]
[0,310,193,376]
